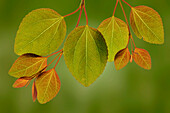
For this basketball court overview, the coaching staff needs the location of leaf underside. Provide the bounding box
[64,26,108,87]
[130,6,164,44]
[133,48,151,70]
[9,53,47,78]
[35,69,61,104]
[98,16,129,62]
[13,78,30,88]
[114,48,130,70]
[15,8,66,56]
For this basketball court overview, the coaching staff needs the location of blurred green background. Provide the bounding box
[0,0,170,113]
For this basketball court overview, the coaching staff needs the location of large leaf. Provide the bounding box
[130,6,164,44]
[98,16,129,61]
[114,48,130,70]
[64,26,108,87]
[133,48,151,70]
[9,54,47,78]
[15,8,66,56]
[35,69,61,104]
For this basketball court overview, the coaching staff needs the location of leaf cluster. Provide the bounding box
[9,0,164,104]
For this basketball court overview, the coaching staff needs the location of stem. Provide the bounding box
[119,0,130,32]
[131,35,136,48]
[47,54,61,67]
[83,5,88,25]
[122,0,132,8]
[113,0,119,16]
[46,49,63,58]
[76,7,83,27]
[54,53,63,69]
[119,0,136,48]
[63,7,81,18]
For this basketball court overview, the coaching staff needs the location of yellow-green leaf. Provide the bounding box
[15,8,66,56]
[35,69,61,104]
[114,48,130,70]
[130,6,164,44]
[133,48,151,70]
[98,16,129,61]
[64,26,108,87]
[9,54,47,78]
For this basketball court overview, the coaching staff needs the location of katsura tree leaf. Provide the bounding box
[15,8,66,56]
[133,48,151,70]
[32,81,37,102]
[9,54,47,78]
[98,16,129,61]
[13,78,29,88]
[35,68,61,104]
[130,6,164,44]
[114,48,130,70]
[64,26,108,87]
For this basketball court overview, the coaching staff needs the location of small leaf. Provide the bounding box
[98,16,129,61]
[9,54,47,78]
[130,6,164,44]
[114,48,130,70]
[64,26,108,87]
[32,81,37,102]
[13,78,30,88]
[15,8,66,56]
[35,69,61,104]
[133,48,151,70]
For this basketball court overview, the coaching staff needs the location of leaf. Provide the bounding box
[64,26,108,87]
[13,78,30,88]
[35,69,61,104]
[14,8,66,56]
[114,48,130,70]
[9,53,47,78]
[98,16,129,61]
[133,48,151,70]
[32,81,37,102]
[130,6,164,44]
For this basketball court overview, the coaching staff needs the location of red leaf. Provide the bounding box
[13,78,30,88]
[114,48,130,70]
[32,81,37,102]
[133,48,151,70]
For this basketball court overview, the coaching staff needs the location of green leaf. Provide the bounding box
[98,16,129,62]
[114,48,130,70]
[9,54,47,78]
[130,6,164,44]
[64,26,108,87]
[35,69,61,104]
[15,8,66,56]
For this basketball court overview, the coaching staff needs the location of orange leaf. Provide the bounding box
[32,81,37,102]
[133,48,151,70]
[13,78,30,88]
[35,69,61,104]
[9,53,47,78]
[114,48,130,70]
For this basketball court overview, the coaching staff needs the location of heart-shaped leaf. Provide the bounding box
[130,6,164,44]
[9,54,47,78]
[64,26,108,87]
[98,16,129,61]
[35,69,61,104]
[114,48,130,70]
[133,48,151,70]
[15,8,66,56]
